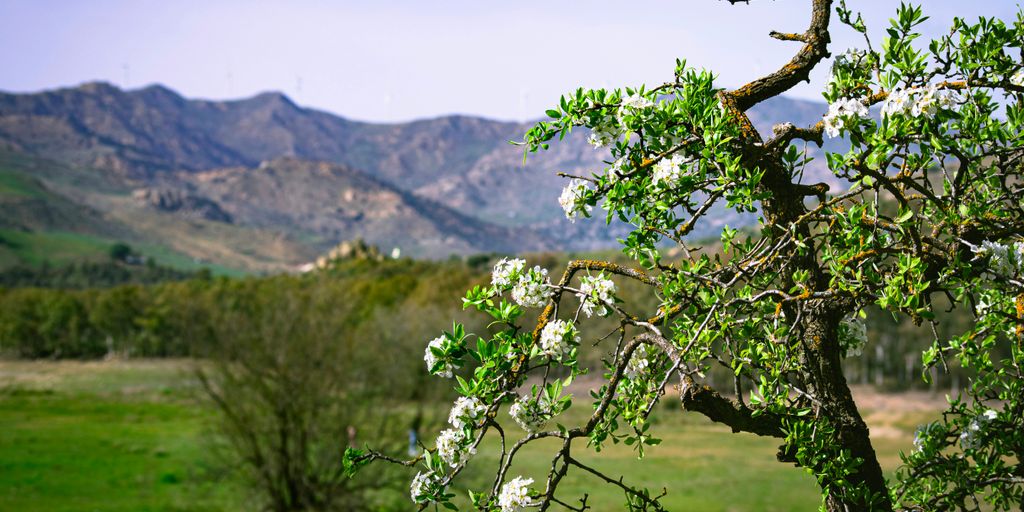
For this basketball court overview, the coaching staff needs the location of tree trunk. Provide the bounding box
[803,310,892,511]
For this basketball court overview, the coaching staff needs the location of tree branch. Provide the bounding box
[678,375,785,438]
[727,0,832,112]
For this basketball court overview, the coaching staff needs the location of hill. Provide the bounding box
[0,82,836,270]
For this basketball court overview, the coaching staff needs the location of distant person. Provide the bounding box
[408,411,423,456]
[347,425,357,448]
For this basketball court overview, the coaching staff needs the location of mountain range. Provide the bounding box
[0,81,835,271]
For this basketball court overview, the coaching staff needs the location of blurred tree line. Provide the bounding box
[0,253,984,392]
[0,260,202,289]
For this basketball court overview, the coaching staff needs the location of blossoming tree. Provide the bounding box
[349,1,1024,510]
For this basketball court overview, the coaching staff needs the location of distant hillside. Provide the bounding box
[168,157,547,256]
[0,82,837,270]
[0,150,313,272]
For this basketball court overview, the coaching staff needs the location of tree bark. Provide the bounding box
[716,0,895,506]
[802,310,891,511]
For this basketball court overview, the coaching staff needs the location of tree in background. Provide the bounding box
[196,283,411,511]
[108,242,135,263]
[351,1,1024,510]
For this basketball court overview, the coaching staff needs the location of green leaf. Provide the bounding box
[895,209,914,224]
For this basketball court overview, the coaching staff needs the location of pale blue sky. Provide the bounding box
[0,1,1018,122]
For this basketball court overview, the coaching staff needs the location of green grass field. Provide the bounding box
[0,229,116,267]
[0,360,941,511]
[0,361,245,512]
[0,228,245,277]
[0,171,48,199]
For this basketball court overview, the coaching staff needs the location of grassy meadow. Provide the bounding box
[0,359,945,511]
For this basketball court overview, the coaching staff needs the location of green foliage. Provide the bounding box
[108,242,135,262]
[0,260,199,289]
[195,280,419,511]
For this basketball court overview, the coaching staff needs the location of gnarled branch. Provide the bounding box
[679,375,785,438]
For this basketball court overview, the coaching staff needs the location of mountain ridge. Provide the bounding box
[0,81,836,270]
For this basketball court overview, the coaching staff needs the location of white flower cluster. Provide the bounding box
[827,49,869,88]
[587,123,620,148]
[840,315,868,357]
[511,266,552,308]
[436,428,475,468]
[974,293,995,316]
[424,335,455,378]
[412,396,489,502]
[959,409,998,450]
[652,154,687,188]
[823,97,870,138]
[492,257,526,289]
[912,85,961,118]
[832,49,867,72]
[576,273,616,317]
[539,319,579,360]
[584,93,653,149]
[607,157,627,183]
[971,240,1024,277]
[498,476,535,512]
[491,258,553,309]
[1012,70,1024,87]
[625,343,654,380]
[912,425,927,452]
[881,85,962,120]
[617,93,654,122]
[449,396,487,430]
[509,395,553,432]
[410,470,444,504]
[880,89,914,119]
[558,178,593,223]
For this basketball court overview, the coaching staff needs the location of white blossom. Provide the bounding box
[410,471,443,503]
[971,240,1020,277]
[509,395,552,432]
[975,295,994,316]
[576,273,616,317]
[833,49,867,69]
[823,97,870,138]
[497,476,535,512]
[448,396,487,430]
[829,49,868,85]
[1011,70,1024,87]
[512,266,552,308]
[436,428,475,468]
[539,319,579,360]
[912,426,926,452]
[558,178,593,223]
[424,335,454,378]
[652,154,687,188]
[911,84,961,118]
[959,409,998,450]
[625,343,653,379]
[492,258,525,289]
[618,94,654,122]
[587,123,620,148]
[881,88,915,119]
[607,157,627,183]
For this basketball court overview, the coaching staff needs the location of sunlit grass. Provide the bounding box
[0,360,940,511]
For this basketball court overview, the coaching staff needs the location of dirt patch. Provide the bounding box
[0,358,195,393]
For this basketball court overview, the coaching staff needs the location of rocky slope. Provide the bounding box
[169,157,547,256]
[0,82,837,268]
